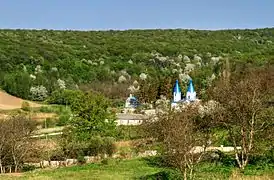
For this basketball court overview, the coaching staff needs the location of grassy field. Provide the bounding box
[0,158,163,180]
[0,158,273,180]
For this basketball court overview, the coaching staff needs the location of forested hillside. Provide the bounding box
[0,28,273,103]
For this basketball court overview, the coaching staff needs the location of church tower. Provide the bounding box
[173,79,182,102]
[185,79,196,102]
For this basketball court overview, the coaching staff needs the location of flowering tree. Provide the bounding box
[30,85,48,101]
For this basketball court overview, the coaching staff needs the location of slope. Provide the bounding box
[0,91,42,110]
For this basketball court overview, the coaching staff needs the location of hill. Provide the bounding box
[0,28,273,101]
[0,91,41,110]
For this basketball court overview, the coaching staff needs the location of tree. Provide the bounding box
[0,114,36,173]
[68,91,117,140]
[142,102,209,180]
[208,66,274,170]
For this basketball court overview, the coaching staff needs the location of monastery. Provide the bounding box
[118,78,199,125]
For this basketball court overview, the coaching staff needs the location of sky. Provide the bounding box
[0,0,273,30]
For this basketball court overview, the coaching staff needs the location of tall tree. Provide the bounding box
[143,102,209,180]
[68,92,117,140]
[208,66,274,170]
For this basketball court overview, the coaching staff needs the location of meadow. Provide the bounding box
[1,158,273,180]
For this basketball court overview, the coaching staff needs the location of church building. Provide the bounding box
[171,78,198,107]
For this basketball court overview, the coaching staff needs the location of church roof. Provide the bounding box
[173,79,181,93]
[187,79,195,93]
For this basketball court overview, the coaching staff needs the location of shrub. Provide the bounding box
[46,89,83,105]
[22,164,36,172]
[59,134,116,159]
[56,112,71,126]
[21,101,30,111]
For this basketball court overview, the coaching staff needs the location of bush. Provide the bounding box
[60,135,116,159]
[21,101,30,111]
[116,125,144,140]
[39,106,55,113]
[22,164,36,172]
[46,89,83,105]
[56,112,71,126]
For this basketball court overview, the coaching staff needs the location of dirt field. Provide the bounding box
[0,91,42,110]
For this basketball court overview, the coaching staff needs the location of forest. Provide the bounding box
[0,28,273,104]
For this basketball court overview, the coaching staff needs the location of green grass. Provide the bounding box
[0,158,273,180]
[0,158,164,180]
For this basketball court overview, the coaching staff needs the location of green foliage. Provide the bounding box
[38,104,70,114]
[46,89,84,105]
[139,169,183,180]
[0,28,273,102]
[56,110,71,126]
[58,92,117,160]
[2,71,31,99]
[40,117,58,128]
[68,92,117,140]
[116,125,144,140]
[21,101,30,111]
[59,132,116,159]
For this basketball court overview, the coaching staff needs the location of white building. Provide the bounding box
[116,113,147,126]
[171,78,199,108]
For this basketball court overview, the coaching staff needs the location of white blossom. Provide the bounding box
[184,63,195,73]
[206,52,212,57]
[118,75,127,83]
[87,60,93,65]
[196,62,202,67]
[179,73,191,83]
[139,73,147,80]
[35,65,42,74]
[157,56,167,62]
[120,70,129,76]
[198,100,220,118]
[211,57,220,65]
[173,62,181,67]
[23,65,27,72]
[100,60,105,65]
[30,74,36,80]
[194,55,202,62]
[133,80,139,86]
[178,54,183,60]
[172,69,178,74]
[57,79,66,89]
[211,73,216,80]
[30,85,48,101]
[183,55,191,63]
[207,74,216,86]
[128,59,133,64]
[51,67,58,72]
[128,85,140,93]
